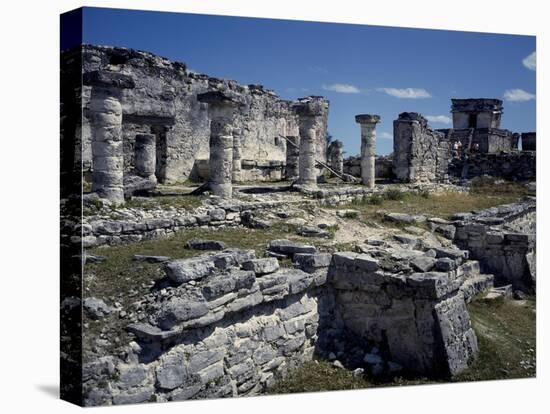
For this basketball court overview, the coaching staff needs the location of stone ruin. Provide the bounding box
[390,99,536,184]
[61,44,537,407]
[75,187,536,406]
[61,45,333,203]
[64,45,536,199]
[82,236,490,405]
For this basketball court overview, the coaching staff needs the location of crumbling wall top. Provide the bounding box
[451,98,504,113]
[293,96,329,117]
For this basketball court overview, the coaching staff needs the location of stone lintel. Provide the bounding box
[84,71,135,89]
[396,112,426,123]
[197,91,244,107]
[451,98,504,113]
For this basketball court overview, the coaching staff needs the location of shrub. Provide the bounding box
[384,189,405,201]
[343,211,359,219]
[366,195,383,205]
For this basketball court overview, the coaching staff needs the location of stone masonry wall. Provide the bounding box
[75,45,328,183]
[452,198,536,291]
[82,237,492,405]
[327,249,482,376]
[449,151,536,181]
[393,113,451,183]
[83,245,334,406]
[343,155,394,180]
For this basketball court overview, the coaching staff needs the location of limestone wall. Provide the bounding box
[82,235,494,405]
[343,155,394,180]
[449,152,535,180]
[452,198,536,291]
[83,247,334,405]
[328,251,481,376]
[74,45,329,184]
[393,113,451,183]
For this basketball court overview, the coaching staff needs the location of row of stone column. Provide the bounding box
[197,94,382,197]
[89,75,381,202]
[198,94,331,198]
[284,112,380,189]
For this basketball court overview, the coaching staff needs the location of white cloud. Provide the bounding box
[503,88,536,102]
[522,51,536,71]
[425,115,452,125]
[322,83,360,94]
[378,87,431,99]
[379,132,393,140]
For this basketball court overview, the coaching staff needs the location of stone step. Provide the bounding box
[460,273,494,303]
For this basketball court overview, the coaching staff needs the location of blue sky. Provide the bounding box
[80,7,536,156]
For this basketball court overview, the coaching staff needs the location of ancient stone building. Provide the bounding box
[439,98,513,153]
[71,45,330,190]
[392,100,536,184]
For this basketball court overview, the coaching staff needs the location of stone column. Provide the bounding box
[294,99,327,189]
[134,133,156,179]
[355,114,381,188]
[198,91,243,198]
[232,128,243,182]
[86,71,135,204]
[327,140,344,176]
[285,135,300,180]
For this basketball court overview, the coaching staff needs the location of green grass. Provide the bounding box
[341,181,528,223]
[269,361,372,394]
[267,297,535,394]
[85,224,307,303]
[83,224,311,360]
[454,297,536,381]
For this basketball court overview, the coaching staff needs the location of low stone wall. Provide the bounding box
[452,198,536,291]
[302,183,467,206]
[449,151,536,180]
[192,159,284,182]
[343,155,394,180]
[83,246,333,405]
[328,249,484,376]
[82,237,493,405]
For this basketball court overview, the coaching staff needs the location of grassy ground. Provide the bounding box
[83,224,308,359]
[268,297,536,395]
[85,224,306,304]
[454,297,536,381]
[270,361,373,394]
[341,179,529,223]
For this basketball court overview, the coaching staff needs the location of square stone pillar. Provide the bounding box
[198,91,244,198]
[85,71,135,204]
[355,114,381,188]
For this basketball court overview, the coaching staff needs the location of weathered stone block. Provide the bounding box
[242,257,280,275]
[164,257,216,284]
